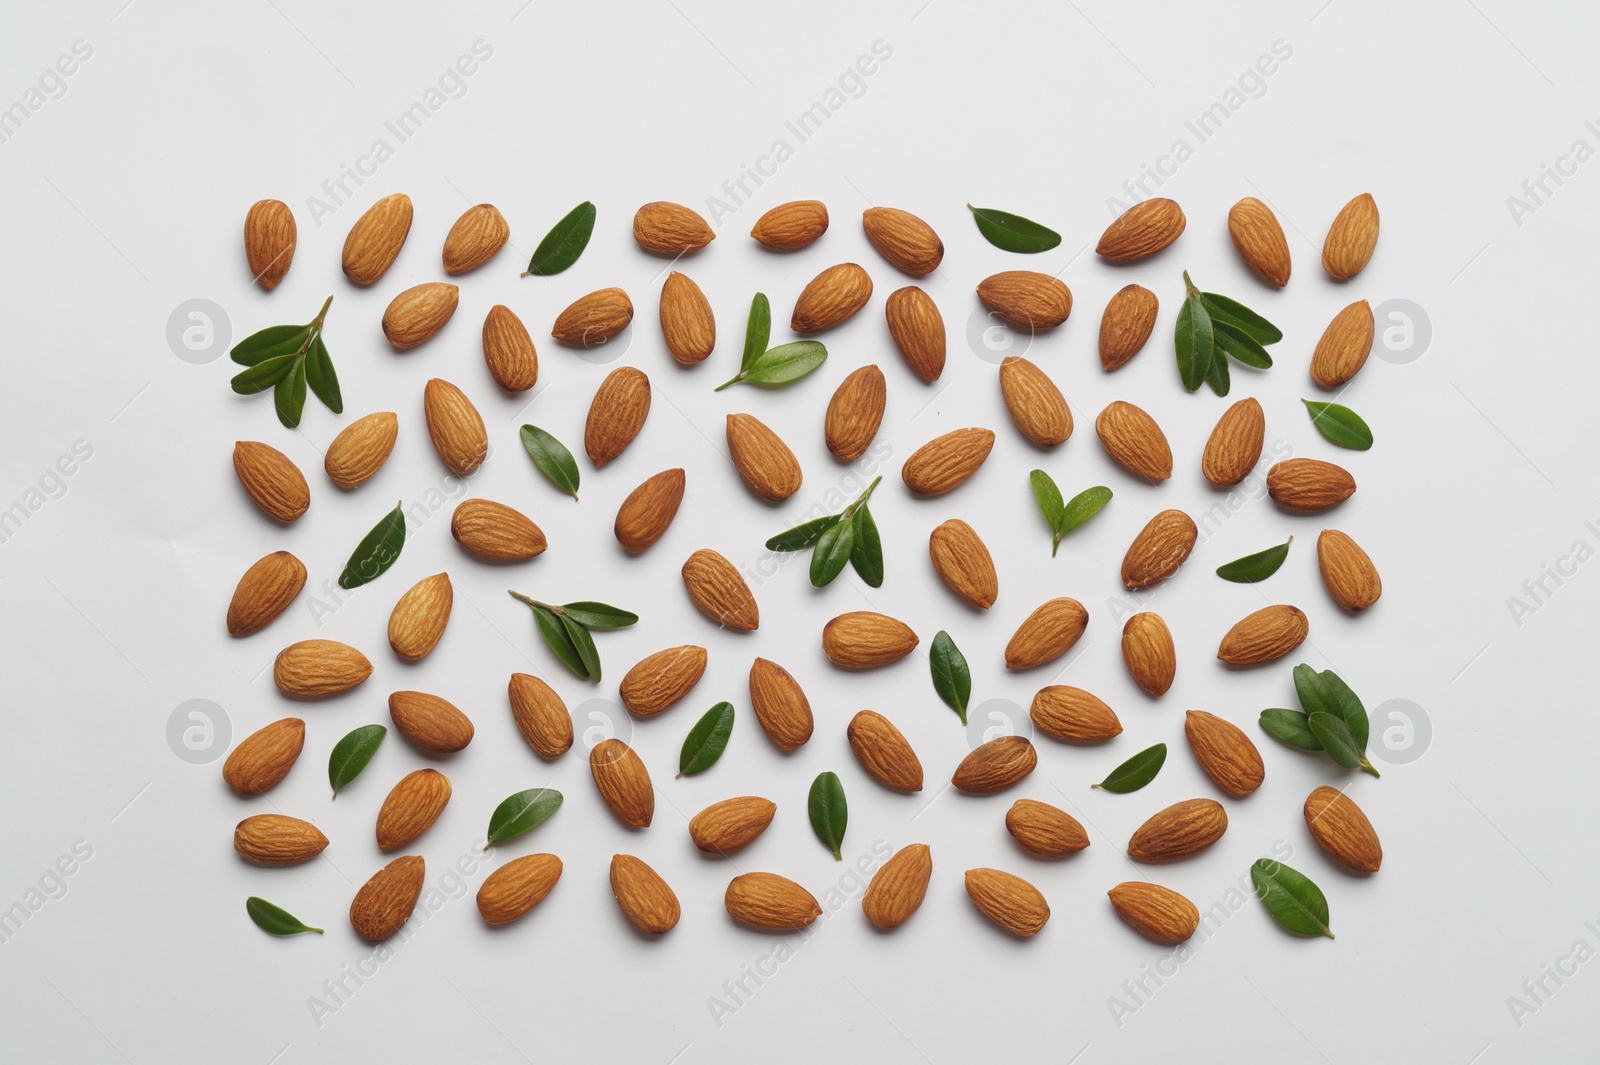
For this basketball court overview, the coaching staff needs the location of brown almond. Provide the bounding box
[585,366,650,467]
[1310,299,1375,389]
[1267,458,1356,512]
[1305,786,1383,874]
[244,199,295,290]
[614,468,685,554]
[1099,284,1160,370]
[1096,400,1172,482]
[477,853,563,925]
[1121,509,1198,589]
[590,739,654,828]
[1217,605,1308,666]
[928,518,998,609]
[689,796,777,855]
[885,285,946,382]
[847,710,923,792]
[1201,397,1265,486]
[976,271,1072,330]
[375,768,452,851]
[341,193,412,286]
[1228,197,1291,287]
[791,262,873,332]
[387,690,475,754]
[633,201,714,255]
[552,287,634,348]
[1004,597,1088,671]
[233,441,309,523]
[1318,529,1382,611]
[1322,193,1379,281]
[618,645,707,718]
[659,271,716,365]
[748,657,814,751]
[423,378,488,476]
[726,413,802,501]
[965,868,1049,937]
[1122,612,1176,698]
[442,203,508,275]
[1182,716,1262,805]
[750,199,829,250]
[822,611,917,669]
[1005,799,1089,858]
[901,427,995,495]
[233,814,327,866]
[227,550,307,637]
[824,365,886,461]
[999,357,1072,447]
[508,673,572,759]
[382,282,459,350]
[450,498,546,561]
[861,844,933,930]
[1128,799,1228,862]
[610,854,681,934]
[482,304,538,392]
[1030,686,1122,744]
[681,548,759,631]
[325,411,399,489]
[350,855,424,943]
[273,640,372,698]
[725,872,821,931]
[1108,882,1200,944]
[862,206,943,277]
[1096,198,1186,261]
[387,572,452,661]
[222,718,305,796]
[952,736,1037,795]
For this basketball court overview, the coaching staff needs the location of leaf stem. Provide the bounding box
[845,476,882,515]
[713,372,744,392]
[508,590,559,614]
[1181,271,1200,300]
[1359,756,1381,778]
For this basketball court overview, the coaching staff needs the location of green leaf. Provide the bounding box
[808,771,848,860]
[1251,859,1334,938]
[847,505,883,588]
[1259,708,1323,751]
[559,612,602,681]
[968,204,1062,253]
[1201,293,1283,345]
[1306,712,1363,769]
[1293,663,1335,719]
[1060,485,1113,535]
[930,630,971,725]
[232,324,310,365]
[1175,294,1214,392]
[523,201,596,276]
[678,701,735,776]
[741,293,771,372]
[274,356,307,428]
[520,425,581,499]
[557,601,638,630]
[1303,400,1373,451]
[246,897,322,936]
[486,788,564,845]
[715,341,827,390]
[810,515,856,587]
[1206,338,1231,396]
[337,503,405,589]
[328,724,386,797]
[522,599,589,679]
[1216,537,1292,583]
[1092,743,1167,793]
[1214,323,1274,369]
[1030,469,1065,553]
[1318,669,1369,751]
[303,336,342,414]
[765,514,841,552]
[230,352,298,395]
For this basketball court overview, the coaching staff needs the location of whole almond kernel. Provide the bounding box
[423,378,488,476]
[341,193,412,286]
[1318,529,1382,611]
[227,551,307,637]
[952,736,1037,794]
[591,739,653,828]
[901,427,995,495]
[1322,193,1379,281]
[1099,284,1160,370]
[847,710,924,792]
[862,206,944,277]
[375,768,452,851]
[482,305,538,392]
[1108,882,1200,944]
[748,657,814,750]
[382,282,459,350]
[233,441,309,523]
[1185,710,1265,798]
[862,844,932,930]
[885,286,946,382]
[507,673,572,759]
[725,872,821,931]
[325,412,399,489]
[660,271,716,365]
[450,498,546,561]
[976,271,1072,330]
[633,201,715,256]
[1096,401,1172,482]
[244,199,296,290]
[1218,605,1309,666]
[1005,799,1090,858]
[222,718,305,796]
[965,868,1049,937]
[726,413,802,501]
[1122,612,1176,698]
[1202,397,1265,486]
[1096,198,1186,262]
[1128,799,1228,862]
[1268,459,1356,512]
[585,366,650,467]
[1305,786,1383,874]
[350,855,424,943]
[618,646,707,717]
[791,262,873,332]
[689,796,777,855]
[388,691,474,754]
[1030,686,1122,744]
[822,611,917,669]
[1121,509,1198,589]
[928,518,998,609]
[552,287,634,348]
[611,854,681,934]
[273,640,372,698]
[1228,197,1291,287]
[388,572,452,661]
[477,853,563,926]
[751,200,829,250]
[1311,299,1375,389]
[999,357,1072,447]
[1004,597,1088,671]
[442,203,508,275]
[682,548,759,631]
[233,814,328,866]
[614,468,685,554]
[825,365,886,461]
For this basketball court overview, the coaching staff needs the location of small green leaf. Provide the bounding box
[741,293,771,372]
[328,724,386,797]
[808,771,848,860]
[1206,337,1232,396]
[1293,663,1335,719]
[1318,669,1369,751]
[968,204,1062,253]
[1303,400,1373,451]
[520,425,581,499]
[557,601,638,630]
[486,788,564,845]
[1260,708,1323,751]
[930,631,971,725]
[523,201,596,276]
[559,612,602,681]
[1029,469,1065,554]
[1092,743,1167,793]
[1175,294,1215,392]
[810,515,855,587]
[231,324,310,366]
[678,701,735,776]
[523,599,589,679]
[1201,293,1283,345]
[303,336,343,415]
[847,505,883,588]
[274,356,308,428]
[337,503,405,589]
[1306,712,1363,769]
[230,352,299,395]
[246,897,322,936]
[765,514,841,552]
[715,341,828,390]
[1060,485,1113,534]
[1251,859,1334,938]
[1214,323,1274,368]
[1216,537,1292,583]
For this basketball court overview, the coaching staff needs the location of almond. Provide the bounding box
[824,365,886,461]
[885,286,946,382]
[341,192,412,286]
[1128,799,1228,862]
[590,738,653,828]
[1095,400,1172,482]
[976,271,1072,330]
[689,796,777,855]
[507,673,572,759]
[1201,397,1264,486]
[633,201,714,255]
[847,710,923,792]
[1322,193,1379,281]
[822,611,917,669]
[423,378,488,476]
[375,768,452,851]
[862,844,932,930]
[1310,299,1375,389]
[1108,882,1200,944]
[388,690,475,754]
[1304,786,1383,873]
[233,441,309,523]
[681,548,759,631]
[477,853,563,925]
[725,872,821,931]
[1098,284,1159,370]
[382,282,459,350]
[726,413,802,501]
[233,814,327,866]
[227,550,306,637]
[552,287,634,348]
[1004,597,1088,670]
[1228,197,1291,287]
[1005,799,1089,858]
[585,366,650,466]
[1030,686,1122,744]
[1267,458,1356,512]
[614,468,685,554]
[273,640,372,698]
[1121,612,1176,698]
[450,498,547,561]
[1184,710,1265,797]
[1318,529,1382,611]
[791,262,873,332]
[1217,605,1308,666]
[442,203,508,275]
[388,572,452,661]
[750,199,829,249]
[965,868,1049,937]
[1096,198,1185,261]
[659,271,716,365]
[222,718,304,796]
[928,518,998,609]
[325,411,399,489]
[862,206,943,277]
[952,736,1037,794]
[748,657,814,751]
[901,427,995,495]
[999,357,1072,447]
[610,854,681,934]
[350,855,424,943]
[618,645,707,717]
[482,304,538,392]
[1121,509,1198,589]
[244,199,295,290]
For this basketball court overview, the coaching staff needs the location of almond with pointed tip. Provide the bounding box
[1098,284,1159,370]
[450,498,546,561]
[862,206,943,277]
[901,427,994,495]
[751,199,829,250]
[825,365,886,461]
[1096,198,1185,261]
[590,739,653,828]
[325,411,399,489]
[234,814,327,865]
[1108,882,1200,943]
[822,611,917,669]
[633,201,715,255]
[585,366,650,467]
[482,304,538,392]
[1311,299,1375,388]
[508,673,572,759]
[477,853,563,925]
[1201,397,1264,486]
[611,854,681,933]
[726,413,802,501]
[1030,686,1122,744]
[618,645,707,717]
[847,710,923,792]
[725,872,821,931]
[442,203,508,275]
[233,441,309,523]
[862,844,932,930]
[341,193,412,286]
[1121,510,1198,589]
[1228,197,1291,286]
[1267,459,1356,512]
[1217,605,1308,666]
[1318,529,1382,611]
[388,691,474,754]
[244,199,296,290]
[1004,597,1088,670]
[689,796,777,855]
[227,551,307,637]
[659,271,716,365]
[1096,401,1172,482]
[1122,612,1175,697]
[223,718,305,796]
[952,736,1037,794]
[999,357,1072,447]
[1005,799,1089,858]
[1322,193,1379,281]
[1128,799,1228,862]
[976,271,1072,330]
[965,868,1049,936]
[382,282,459,350]
[1305,786,1383,873]
[350,855,424,943]
[614,468,685,554]
[273,640,372,698]
[791,262,873,332]
[928,518,998,609]
[552,287,634,348]
[387,572,452,661]
[885,285,946,382]
[375,768,452,851]
[748,657,813,750]
[1184,710,1265,797]
[681,548,758,631]
[423,378,487,476]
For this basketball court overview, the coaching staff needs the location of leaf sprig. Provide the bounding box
[968,204,1061,253]
[1030,472,1112,556]
[230,295,342,428]
[1303,400,1373,450]
[520,424,581,499]
[808,771,848,860]
[764,476,883,587]
[679,702,735,776]
[246,897,322,936]
[1093,743,1166,793]
[338,503,405,590]
[523,201,596,276]
[1258,664,1380,777]
[930,630,971,724]
[1216,537,1292,583]
[1251,859,1334,938]
[715,293,828,390]
[509,592,638,681]
[1174,272,1281,396]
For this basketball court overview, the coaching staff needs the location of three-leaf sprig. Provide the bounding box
[765,476,884,588]
[509,592,637,681]
[229,295,343,428]
[1259,664,1380,777]
[1174,272,1281,396]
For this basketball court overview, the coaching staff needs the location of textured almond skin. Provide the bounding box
[273,641,372,698]
[952,736,1037,794]
[1322,193,1379,281]
[681,548,759,631]
[928,519,998,609]
[1202,398,1265,486]
[1096,198,1186,261]
[590,739,653,828]
[1128,799,1228,862]
[611,854,681,934]
[1109,882,1200,944]
[325,411,399,489]
[222,718,305,796]
[387,691,475,754]
[862,206,943,277]
[847,710,924,792]
[477,853,563,925]
[482,304,538,392]
[901,427,995,495]
[1318,529,1382,611]
[725,873,821,931]
[234,814,328,865]
[976,271,1072,330]
[726,414,802,501]
[1311,299,1375,388]
[862,844,932,930]
[1122,612,1176,697]
[1268,459,1357,512]
[244,199,295,290]
[442,203,508,275]
[341,193,412,285]
[885,286,946,382]
[748,657,813,750]
[1228,197,1291,287]
[423,378,487,476]
[825,365,886,461]
[227,551,306,637]
[791,262,873,332]
[751,200,829,250]
[382,282,459,350]
[999,357,1072,447]
[659,271,716,365]
[552,287,634,348]
[1004,598,1088,670]
[614,468,685,554]
[1305,786,1383,873]
[1218,605,1309,666]
[585,366,651,466]
[233,441,309,523]
[1096,401,1172,482]
[1121,510,1198,589]
[350,855,424,943]
[1005,799,1089,857]
[689,796,777,854]
[375,768,452,851]
[633,201,715,255]
[1030,686,1122,744]
[388,573,452,661]
[507,673,572,759]
[618,645,707,717]
[822,611,918,669]
[450,498,546,561]
[1099,284,1159,370]
[965,868,1049,937]
[1185,710,1266,797]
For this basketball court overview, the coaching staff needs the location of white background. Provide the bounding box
[1,1,1595,1061]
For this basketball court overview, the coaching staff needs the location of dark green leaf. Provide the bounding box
[520,425,581,499]
[1175,295,1214,392]
[523,201,596,276]
[1306,712,1362,769]
[337,503,405,589]
[1060,485,1113,534]
[1214,323,1274,368]
[741,293,771,372]
[274,356,307,428]
[230,352,298,395]
[716,341,828,390]
[232,324,310,365]
[678,701,735,776]
[557,601,638,630]
[1260,708,1323,750]
[486,788,564,845]
[246,897,322,936]
[328,724,386,797]
[1206,338,1231,396]
[1201,293,1283,345]
[1303,400,1373,451]
[303,336,342,414]
[765,514,841,552]
[1093,743,1167,793]
[930,630,971,724]
[520,599,588,679]
[968,204,1061,253]
[559,612,602,681]
[808,771,848,860]
[1251,859,1334,938]
[810,515,855,587]
[1216,537,1292,583]
[1293,663,1335,719]
[1318,669,1369,751]
[848,505,883,588]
